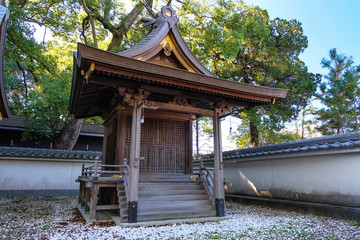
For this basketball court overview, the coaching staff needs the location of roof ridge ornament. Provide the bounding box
[140,0,178,32]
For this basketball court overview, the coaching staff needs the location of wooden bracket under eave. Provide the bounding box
[272,98,276,104]
[84,63,95,84]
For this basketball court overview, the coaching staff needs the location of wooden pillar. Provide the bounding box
[128,98,142,223]
[185,119,193,174]
[213,109,225,217]
[80,182,86,206]
[115,111,126,165]
[89,183,98,220]
[101,125,108,165]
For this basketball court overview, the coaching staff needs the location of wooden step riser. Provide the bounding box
[140,174,192,178]
[139,185,204,191]
[139,181,201,185]
[139,194,209,201]
[138,210,217,222]
[139,189,207,196]
[138,200,213,211]
[116,176,213,223]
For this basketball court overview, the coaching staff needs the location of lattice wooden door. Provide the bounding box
[124,117,186,173]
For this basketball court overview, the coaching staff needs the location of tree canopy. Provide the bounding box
[316,48,360,135]
[4,0,344,151]
[4,0,150,148]
[178,0,320,147]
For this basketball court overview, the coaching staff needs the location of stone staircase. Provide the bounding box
[117,173,215,223]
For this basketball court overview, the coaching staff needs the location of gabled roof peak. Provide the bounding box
[140,0,178,29]
[119,2,213,76]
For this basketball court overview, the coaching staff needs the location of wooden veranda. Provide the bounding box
[70,4,288,224]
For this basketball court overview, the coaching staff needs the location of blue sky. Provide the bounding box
[246,0,360,76]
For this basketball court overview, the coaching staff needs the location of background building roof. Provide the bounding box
[197,132,360,162]
[0,146,102,161]
[0,117,104,137]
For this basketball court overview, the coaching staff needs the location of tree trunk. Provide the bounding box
[301,108,306,139]
[107,31,123,52]
[82,0,98,48]
[249,121,259,147]
[53,118,83,150]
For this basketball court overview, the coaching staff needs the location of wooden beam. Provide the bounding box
[85,62,95,84]
[93,64,274,103]
[144,100,214,117]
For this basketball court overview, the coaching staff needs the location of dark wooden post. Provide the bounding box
[128,97,142,223]
[78,164,85,204]
[213,109,225,216]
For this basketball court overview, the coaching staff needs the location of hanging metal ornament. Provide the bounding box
[140,102,145,124]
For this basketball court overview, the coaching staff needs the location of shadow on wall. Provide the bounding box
[238,170,272,198]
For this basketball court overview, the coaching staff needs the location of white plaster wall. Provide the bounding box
[0,159,93,190]
[222,152,360,206]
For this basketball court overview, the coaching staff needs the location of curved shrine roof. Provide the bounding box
[118,9,213,76]
[70,43,288,118]
[69,4,288,119]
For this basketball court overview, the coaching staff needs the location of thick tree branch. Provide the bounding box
[81,0,98,48]
[16,61,28,101]
[89,0,153,52]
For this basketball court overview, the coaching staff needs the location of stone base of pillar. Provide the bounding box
[215,198,225,217]
[128,201,138,223]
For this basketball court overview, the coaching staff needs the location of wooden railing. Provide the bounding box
[81,160,130,179]
[199,162,215,204]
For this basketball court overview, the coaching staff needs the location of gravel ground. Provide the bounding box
[0,196,359,240]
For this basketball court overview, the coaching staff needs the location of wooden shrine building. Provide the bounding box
[70,4,288,224]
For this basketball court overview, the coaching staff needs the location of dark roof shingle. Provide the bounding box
[197,132,360,162]
[0,146,102,161]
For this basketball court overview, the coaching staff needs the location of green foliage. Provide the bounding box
[179,0,320,146]
[22,72,72,141]
[4,0,322,147]
[4,0,94,142]
[316,48,360,134]
[233,118,301,149]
